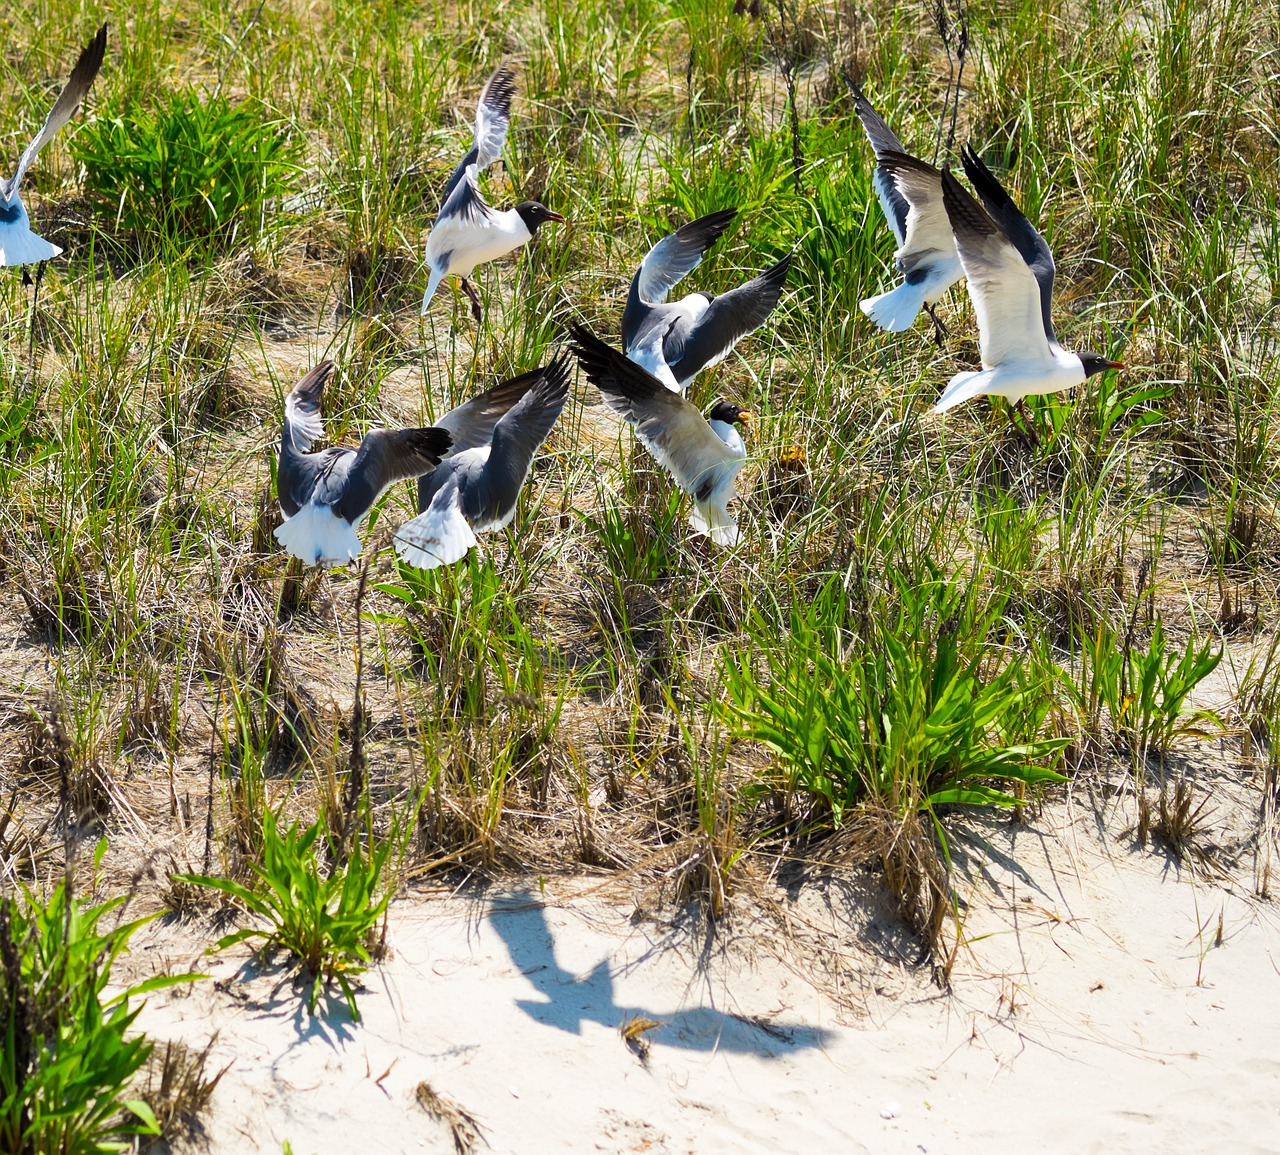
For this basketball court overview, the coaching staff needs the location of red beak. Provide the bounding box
[545,210,566,223]
[1107,361,1125,371]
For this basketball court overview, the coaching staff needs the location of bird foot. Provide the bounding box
[461,278,483,324]
[1012,399,1040,451]
[925,303,948,346]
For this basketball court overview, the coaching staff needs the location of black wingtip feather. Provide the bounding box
[407,426,454,463]
[566,323,663,405]
[960,144,1017,213]
[290,360,337,404]
[480,65,517,114]
[940,168,999,240]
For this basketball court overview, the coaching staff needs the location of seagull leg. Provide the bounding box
[924,303,948,346]
[460,277,483,324]
[1012,398,1039,450]
[25,260,47,390]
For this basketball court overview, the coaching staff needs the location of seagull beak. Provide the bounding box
[545,210,566,223]
[737,409,753,424]
[1106,360,1125,371]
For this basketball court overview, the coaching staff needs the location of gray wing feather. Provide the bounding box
[436,365,554,455]
[4,23,107,200]
[635,209,737,305]
[332,426,452,523]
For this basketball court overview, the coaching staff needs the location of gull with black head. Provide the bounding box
[935,150,1123,417]
[421,66,564,322]
[569,323,752,547]
[621,209,790,394]
[275,361,453,567]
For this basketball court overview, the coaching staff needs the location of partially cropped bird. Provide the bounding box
[621,209,790,393]
[1,23,107,271]
[393,354,573,569]
[569,323,751,547]
[275,362,453,567]
[848,78,961,341]
[934,150,1123,415]
[421,66,564,321]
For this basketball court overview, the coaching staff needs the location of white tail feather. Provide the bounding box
[859,280,928,333]
[690,500,740,548]
[0,212,62,267]
[421,265,446,314]
[934,369,993,414]
[393,502,477,570]
[274,504,363,566]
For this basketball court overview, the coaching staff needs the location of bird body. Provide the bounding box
[849,81,962,336]
[275,361,452,566]
[622,209,790,393]
[936,150,1122,414]
[570,323,750,547]
[421,67,563,319]
[393,356,572,569]
[1,24,107,268]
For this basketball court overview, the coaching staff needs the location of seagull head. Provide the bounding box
[707,401,753,429]
[1079,350,1125,377]
[515,201,566,232]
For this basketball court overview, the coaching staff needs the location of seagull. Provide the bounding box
[621,209,790,393]
[275,361,453,567]
[421,67,564,322]
[848,79,961,340]
[393,354,572,569]
[1,24,107,271]
[568,322,751,547]
[934,150,1123,415]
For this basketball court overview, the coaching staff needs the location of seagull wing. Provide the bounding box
[942,169,1052,368]
[664,253,791,384]
[332,425,453,524]
[960,144,1056,342]
[432,163,492,231]
[282,361,334,452]
[846,80,914,247]
[4,23,107,200]
[878,152,955,274]
[467,353,572,525]
[438,65,517,205]
[635,209,738,306]
[569,324,742,500]
[847,76,908,156]
[436,365,554,455]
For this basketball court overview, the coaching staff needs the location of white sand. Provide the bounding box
[133,795,1280,1154]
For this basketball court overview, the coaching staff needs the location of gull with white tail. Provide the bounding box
[934,148,1123,416]
[848,78,961,341]
[421,66,564,322]
[621,209,790,394]
[1,24,107,272]
[569,323,751,547]
[275,362,453,567]
[393,355,572,570]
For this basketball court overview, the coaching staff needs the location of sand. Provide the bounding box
[130,784,1280,1155]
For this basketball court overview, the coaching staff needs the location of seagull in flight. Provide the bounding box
[275,362,453,567]
[621,209,790,393]
[934,148,1123,416]
[421,67,564,322]
[393,355,572,569]
[569,323,752,547]
[1,23,107,270]
[849,79,961,341]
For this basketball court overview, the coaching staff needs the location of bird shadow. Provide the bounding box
[487,895,833,1058]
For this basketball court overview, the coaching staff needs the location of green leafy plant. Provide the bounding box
[177,807,397,1019]
[721,570,1068,829]
[71,88,301,254]
[0,842,196,1155]
[1120,619,1223,759]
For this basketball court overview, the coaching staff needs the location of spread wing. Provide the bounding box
[665,253,791,384]
[438,65,516,205]
[569,324,742,499]
[877,152,955,273]
[961,144,1056,342]
[332,426,453,523]
[942,169,1052,368]
[282,361,335,452]
[635,209,738,305]
[436,365,554,455]
[4,23,107,200]
[432,163,492,231]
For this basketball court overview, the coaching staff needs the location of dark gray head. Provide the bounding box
[706,401,753,427]
[1079,350,1125,378]
[514,201,566,233]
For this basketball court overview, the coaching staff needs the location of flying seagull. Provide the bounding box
[393,354,573,569]
[275,361,453,566]
[1,23,107,269]
[621,209,790,393]
[569,322,751,547]
[934,151,1123,415]
[848,79,961,340]
[421,67,564,322]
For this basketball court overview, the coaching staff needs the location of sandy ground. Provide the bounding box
[127,775,1280,1155]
